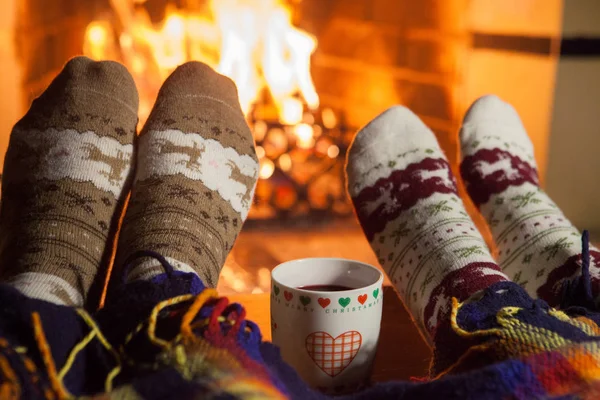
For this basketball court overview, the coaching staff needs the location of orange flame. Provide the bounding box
[84,0,319,125]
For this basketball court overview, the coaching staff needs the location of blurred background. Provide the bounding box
[0,0,598,294]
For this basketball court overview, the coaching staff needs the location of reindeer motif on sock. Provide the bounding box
[226,160,256,209]
[83,143,132,186]
[153,138,205,171]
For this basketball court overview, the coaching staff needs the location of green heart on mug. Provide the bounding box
[338,297,351,308]
[300,296,311,306]
[273,285,280,296]
[373,288,380,299]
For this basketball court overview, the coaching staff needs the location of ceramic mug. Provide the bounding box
[270,258,384,394]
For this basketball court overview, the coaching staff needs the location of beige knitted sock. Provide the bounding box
[0,56,138,306]
[114,62,259,287]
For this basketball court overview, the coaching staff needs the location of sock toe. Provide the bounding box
[155,61,241,113]
[460,95,534,164]
[18,56,139,144]
[346,105,445,197]
[65,57,139,111]
[138,62,254,155]
[462,95,518,126]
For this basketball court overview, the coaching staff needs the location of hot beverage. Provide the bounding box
[298,284,354,292]
[271,258,383,393]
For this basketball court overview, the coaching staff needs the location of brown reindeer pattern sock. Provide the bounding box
[114,62,258,287]
[0,57,138,306]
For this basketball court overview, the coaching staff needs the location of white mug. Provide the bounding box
[270,258,384,394]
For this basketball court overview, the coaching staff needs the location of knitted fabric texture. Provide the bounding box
[0,252,287,399]
[459,95,600,306]
[2,246,600,399]
[346,105,508,340]
[0,57,138,307]
[113,62,259,289]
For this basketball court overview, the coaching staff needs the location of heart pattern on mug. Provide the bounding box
[300,296,311,306]
[275,287,382,312]
[318,298,331,308]
[305,331,362,377]
[338,297,351,308]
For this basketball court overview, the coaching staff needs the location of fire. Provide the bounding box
[293,123,314,149]
[84,0,319,124]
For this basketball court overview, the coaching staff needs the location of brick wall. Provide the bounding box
[15,0,108,105]
[15,0,469,163]
[295,0,470,164]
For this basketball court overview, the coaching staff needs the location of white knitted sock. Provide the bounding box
[346,106,508,338]
[460,95,600,305]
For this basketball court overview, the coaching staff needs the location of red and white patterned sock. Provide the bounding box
[460,95,600,305]
[346,106,508,339]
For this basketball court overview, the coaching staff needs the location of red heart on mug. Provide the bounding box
[306,331,362,377]
[284,291,293,301]
[318,298,331,308]
[358,294,367,305]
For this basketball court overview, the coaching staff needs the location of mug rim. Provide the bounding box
[271,257,383,295]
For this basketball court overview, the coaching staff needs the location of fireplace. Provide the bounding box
[13,0,467,221]
[3,0,568,294]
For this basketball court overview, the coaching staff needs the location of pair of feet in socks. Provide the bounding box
[0,57,259,307]
[0,55,596,348]
[347,96,600,343]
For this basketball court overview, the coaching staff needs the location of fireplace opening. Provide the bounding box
[80,1,364,225]
[5,0,474,294]
[4,0,565,294]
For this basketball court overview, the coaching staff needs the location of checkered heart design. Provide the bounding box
[305,331,362,377]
